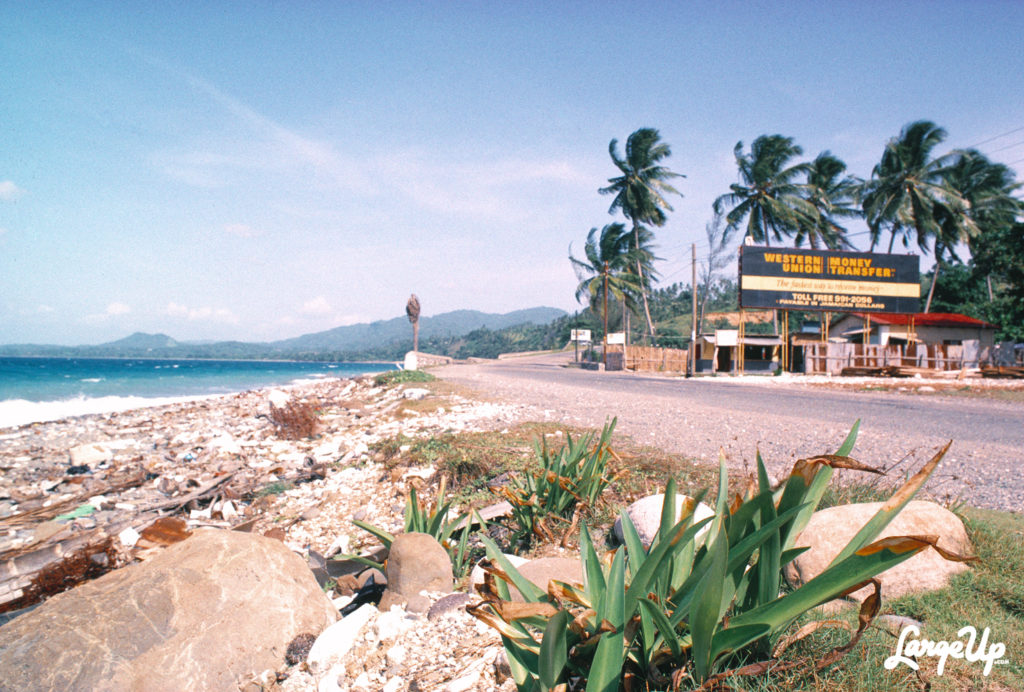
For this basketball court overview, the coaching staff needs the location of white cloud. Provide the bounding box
[106,302,131,316]
[0,181,25,201]
[166,301,239,323]
[300,296,332,315]
[82,302,132,323]
[224,223,258,238]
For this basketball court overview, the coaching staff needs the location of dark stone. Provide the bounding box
[285,633,317,665]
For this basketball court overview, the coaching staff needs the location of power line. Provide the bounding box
[967,125,1024,149]
[984,138,1024,155]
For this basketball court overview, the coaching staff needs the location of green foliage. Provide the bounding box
[348,477,485,579]
[255,480,294,497]
[374,369,436,386]
[472,422,967,690]
[494,421,617,546]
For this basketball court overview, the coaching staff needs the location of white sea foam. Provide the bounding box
[0,394,219,429]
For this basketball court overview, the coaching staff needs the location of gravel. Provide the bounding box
[432,354,1024,514]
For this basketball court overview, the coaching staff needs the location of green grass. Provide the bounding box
[373,369,436,386]
[744,506,1024,691]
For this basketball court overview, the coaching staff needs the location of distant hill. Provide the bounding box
[0,307,567,360]
[271,306,566,353]
[101,332,181,350]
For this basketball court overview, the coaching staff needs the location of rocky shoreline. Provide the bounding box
[0,373,546,690]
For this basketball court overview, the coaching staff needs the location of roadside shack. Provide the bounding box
[695,330,783,373]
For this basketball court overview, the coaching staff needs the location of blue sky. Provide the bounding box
[3,1,1023,345]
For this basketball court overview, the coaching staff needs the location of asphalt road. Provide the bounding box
[434,354,1024,513]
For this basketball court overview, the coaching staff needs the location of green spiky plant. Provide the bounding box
[470,422,973,691]
[493,420,619,545]
[346,477,485,579]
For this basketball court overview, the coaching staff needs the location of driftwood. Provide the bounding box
[981,365,1024,379]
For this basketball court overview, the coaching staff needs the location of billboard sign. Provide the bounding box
[739,247,919,313]
[570,329,591,342]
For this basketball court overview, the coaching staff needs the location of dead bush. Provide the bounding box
[268,400,320,440]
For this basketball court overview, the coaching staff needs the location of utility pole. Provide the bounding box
[602,261,609,368]
[689,243,697,378]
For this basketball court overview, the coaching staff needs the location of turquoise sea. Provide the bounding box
[0,357,397,428]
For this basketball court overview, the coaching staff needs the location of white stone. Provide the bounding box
[315,664,346,692]
[87,495,109,510]
[352,672,372,690]
[208,433,242,456]
[403,388,430,400]
[267,390,291,409]
[613,494,715,548]
[402,466,435,481]
[375,608,414,641]
[118,527,141,547]
[69,443,112,467]
[306,603,376,673]
[325,534,350,558]
[385,644,407,667]
[220,500,239,521]
[445,668,482,692]
[382,678,404,692]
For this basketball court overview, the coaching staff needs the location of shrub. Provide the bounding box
[348,477,485,579]
[470,422,974,691]
[268,400,320,439]
[493,420,618,545]
[374,369,436,386]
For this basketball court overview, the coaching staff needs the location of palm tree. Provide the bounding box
[600,128,684,341]
[569,223,643,355]
[861,120,971,255]
[925,150,1020,311]
[796,152,862,249]
[714,135,814,247]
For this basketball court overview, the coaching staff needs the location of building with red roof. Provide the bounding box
[830,312,997,348]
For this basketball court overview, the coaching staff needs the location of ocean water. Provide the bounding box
[0,357,397,428]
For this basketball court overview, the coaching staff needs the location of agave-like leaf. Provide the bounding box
[639,598,682,659]
[539,610,570,690]
[585,549,626,692]
[828,440,951,567]
[351,518,395,549]
[691,524,728,681]
[727,534,942,634]
[481,534,547,602]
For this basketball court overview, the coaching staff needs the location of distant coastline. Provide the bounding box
[0,357,396,428]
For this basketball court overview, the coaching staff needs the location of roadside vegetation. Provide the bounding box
[361,419,1023,691]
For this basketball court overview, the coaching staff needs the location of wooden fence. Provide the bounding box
[801,342,977,374]
[606,345,690,372]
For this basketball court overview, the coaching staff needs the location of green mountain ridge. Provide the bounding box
[0,307,567,360]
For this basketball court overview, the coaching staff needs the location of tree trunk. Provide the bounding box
[413,321,419,353]
[632,223,656,344]
[924,260,941,313]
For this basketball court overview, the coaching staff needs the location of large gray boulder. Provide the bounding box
[783,500,974,601]
[0,528,337,691]
[613,493,715,548]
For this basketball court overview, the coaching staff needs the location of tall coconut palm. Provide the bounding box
[714,134,814,247]
[569,223,644,345]
[599,128,684,341]
[861,120,971,255]
[796,152,862,249]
